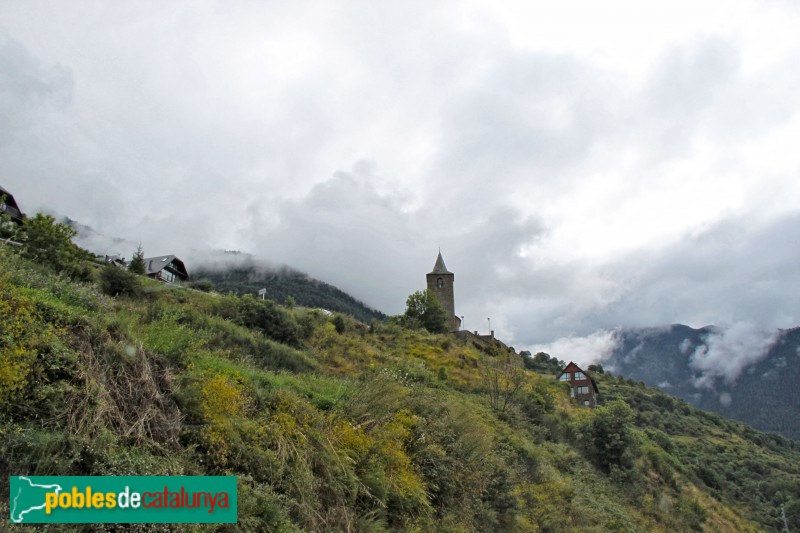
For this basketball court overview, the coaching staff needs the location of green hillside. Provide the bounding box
[2,221,800,531]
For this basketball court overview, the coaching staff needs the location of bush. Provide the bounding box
[98,265,141,297]
[677,495,707,530]
[235,295,302,347]
[332,314,346,334]
[188,278,215,292]
[0,282,46,409]
[586,400,635,474]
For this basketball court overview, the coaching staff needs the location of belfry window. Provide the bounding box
[437,277,444,289]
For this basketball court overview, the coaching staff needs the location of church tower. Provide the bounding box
[426,251,460,332]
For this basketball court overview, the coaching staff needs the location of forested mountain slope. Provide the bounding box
[603,324,800,440]
[194,262,386,324]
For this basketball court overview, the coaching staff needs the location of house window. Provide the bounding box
[583,400,590,406]
[437,277,444,289]
[573,371,586,380]
[569,387,575,398]
[559,373,571,381]
[577,385,589,394]
[159,269,176,283]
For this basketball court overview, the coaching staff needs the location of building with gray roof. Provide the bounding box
[144,255,189,284]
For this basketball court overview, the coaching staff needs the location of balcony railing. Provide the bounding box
[0,203,23,221]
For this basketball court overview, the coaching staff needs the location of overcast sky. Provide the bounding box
[3,0,800,364]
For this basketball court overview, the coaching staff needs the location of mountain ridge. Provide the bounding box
[193,261,387,323]
[603,323,800,440]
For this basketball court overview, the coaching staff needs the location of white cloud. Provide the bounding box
[528,330,620,367]
[690,322,780,387]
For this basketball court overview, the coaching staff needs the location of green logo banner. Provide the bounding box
[9,476,237,524]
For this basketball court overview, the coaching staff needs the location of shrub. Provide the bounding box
[296,310,324,340]
[677,495,707,530]
[519,379,556,421]
[0,282,45,408]
[188,278,215,292]
[332,314,346,334]
[480,352,526,412]
[586,400,635,474]
[235,295,302,347]
[253,338,316,373]
[99,265,141,297]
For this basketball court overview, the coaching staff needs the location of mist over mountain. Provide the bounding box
[603,324,800,440]
[65,219,386,323]
[193,255,386,324]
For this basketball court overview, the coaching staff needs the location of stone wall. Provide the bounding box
[455,330,514,354]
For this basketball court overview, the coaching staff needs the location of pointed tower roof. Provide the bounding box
[429,251,453,275]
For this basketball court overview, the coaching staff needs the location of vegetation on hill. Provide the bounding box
[194,264,386,323]
[1,218,800,531]
[522,351,567,374]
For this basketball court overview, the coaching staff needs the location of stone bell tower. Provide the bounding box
[426,251,460,332]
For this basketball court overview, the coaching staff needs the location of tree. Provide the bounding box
[588,399,635,473]
[588,364,605,374]
[402,290,448,333]
[18,214,91,279]
[128,244,146,274]
[480,352,526,412]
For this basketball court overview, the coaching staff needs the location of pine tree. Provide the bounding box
[128,244,146,275]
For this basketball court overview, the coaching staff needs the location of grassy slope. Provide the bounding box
[2,248,799,532]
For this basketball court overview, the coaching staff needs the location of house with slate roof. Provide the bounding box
[144,255,189,284]
[557,361,600,407]
[0,186,25,225]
